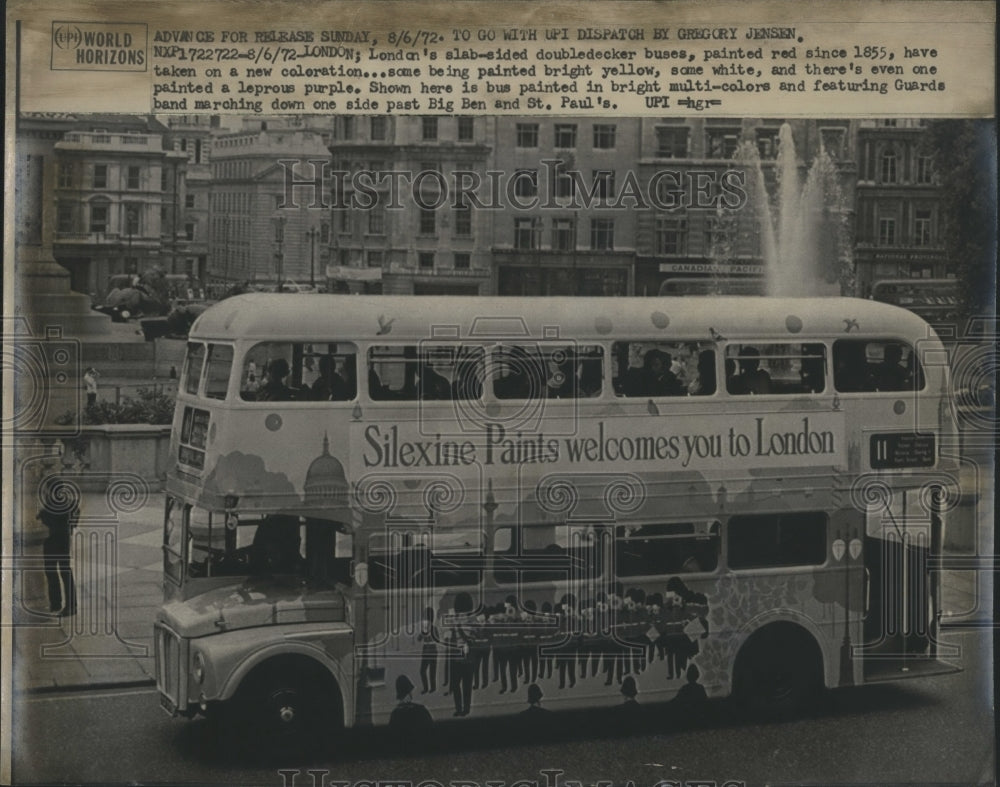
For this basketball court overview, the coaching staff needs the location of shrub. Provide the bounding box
[55,386,175,426]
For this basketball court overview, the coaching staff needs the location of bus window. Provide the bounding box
[727,512,827,570]
[368,345,484,401]
[187,511,305,578]
[184,342,206,395]
[163,497,185,586]
[725,343,826,395]
[615,521,720,577]
[204,344,234,400]
[613,341,713,397]
[833,339,924,393]
[368,528,483,589]
[493,524,600,584]
[493,344,604,399]
[239,342,358,402]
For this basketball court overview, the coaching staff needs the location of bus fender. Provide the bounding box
[218,638,353,724]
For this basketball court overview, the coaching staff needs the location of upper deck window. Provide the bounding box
[492,344,604,400]
[183,342,206,395]
[833,339,925,393]
[204,344,233,400]
[725,343,826,395]
[613,341,715,397]
[368,344,485,401]
[240,342,358,402]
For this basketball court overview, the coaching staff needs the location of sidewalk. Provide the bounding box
[13,491,164,692]
[10,491,990,693]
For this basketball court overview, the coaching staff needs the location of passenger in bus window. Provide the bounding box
[689,350,716,395]
[251,514,303,574]
[579,357,603,397]
[495,346,541,399]
[419,363,452,400]
[258,358,295,401]
[453,353,483,400]
[547,348,578,399]
[800,351,826,394]
[728,347,772,395]
[871,343,911,391]
[368,366,389,400]
[644,349,685,396]
[311,356,346,401]
[833,341,871,392]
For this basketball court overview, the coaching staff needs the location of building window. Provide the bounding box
[878,216,897,246]
[656,126,689,158]
[56,202,74,234]
[320,222,330,244]
[126,165,141,190]
[593,170,615,200]
[914,209,933,247]
[880,150,898,183]
[124,204,140,236]
[916,154,934,184]
[274,219,285,244]
[342,116,354,140]
[454,203,472,236]
[593,124,616,149]
[370,116,387,141]
[58,162,74,188]
[89,201,109,233]
[590,218,614,250]
[655,216,688,255]
[514,169,538,199]
[185,193,195,209]
[418,252,435,269]
[756,128,780,159]
[457,116,474,141]
[419,208,436,235]
[421,116,438,141]
[554,124,577,149]
[338,208,351,233]
[514,218,540,250]
[552,218,575,251]
[516,123,538,148]
[454,252,471,269]
[93,164,108,189]
[553,163,575,199]
[368,206,385,234]
[819,127,846,159]
[706,126,741,159]
[367,250,383,268]
[185,222,195,241]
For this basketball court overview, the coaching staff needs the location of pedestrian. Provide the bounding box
[418,607,438,694]
[39,481,78,617]
[83,367,100,408]
[449,591,476,716]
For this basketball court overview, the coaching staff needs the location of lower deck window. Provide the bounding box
[727,512,827,569]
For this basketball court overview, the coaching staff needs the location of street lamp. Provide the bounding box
[274,215,286,291]
[305,226,318,288]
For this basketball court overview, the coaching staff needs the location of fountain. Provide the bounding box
[734,123,855,297]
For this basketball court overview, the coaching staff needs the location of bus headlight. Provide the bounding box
[192,651,205,685]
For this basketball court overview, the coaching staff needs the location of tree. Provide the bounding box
[925,120,998,328]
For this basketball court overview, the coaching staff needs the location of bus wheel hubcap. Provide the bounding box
[279,705,295,723]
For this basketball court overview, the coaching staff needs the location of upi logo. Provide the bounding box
[52,25,83,49]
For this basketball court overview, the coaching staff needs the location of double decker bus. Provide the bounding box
[871,278,961,326]
[155,294,965,745]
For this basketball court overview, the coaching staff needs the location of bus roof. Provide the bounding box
[189,294,937,343]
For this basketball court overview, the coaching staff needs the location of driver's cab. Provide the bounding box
[162,497,354,604]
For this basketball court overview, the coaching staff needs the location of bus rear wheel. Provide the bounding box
[735,626,821,718]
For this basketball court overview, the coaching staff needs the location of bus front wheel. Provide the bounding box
[734,625,822,718]
[239,659,340,750]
